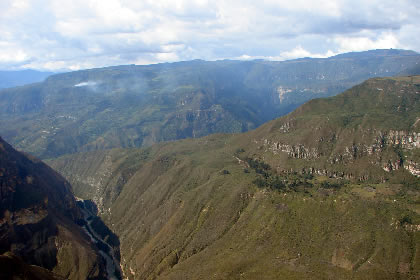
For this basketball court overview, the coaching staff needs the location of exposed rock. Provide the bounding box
[404,160,420,177]
[264,139,320,159]
[277,86,292,103]
[263,127,419,180]
[385,130,420,149]
[382,160,403,172]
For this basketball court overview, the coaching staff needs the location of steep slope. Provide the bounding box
[50,76,420,279]
[250,75,420,179]
[2,49,420,159]
[0,137,107,279]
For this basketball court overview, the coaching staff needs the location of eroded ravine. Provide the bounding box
[76,198,123,280]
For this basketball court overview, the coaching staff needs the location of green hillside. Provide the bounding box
[49,76,420,279]
[1,49,419,159]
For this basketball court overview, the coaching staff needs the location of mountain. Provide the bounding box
[49,76,420,279]
[0,70,54,89]
[0,136,109,279]
[1,49,419,159]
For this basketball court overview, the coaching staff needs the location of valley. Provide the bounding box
[48,75,420,279]
[0,50,419,280]
[1,0,420,278]
[77,199,122,280]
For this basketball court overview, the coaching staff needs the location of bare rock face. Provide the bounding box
[404,160,420,177]
[0,137,106,279]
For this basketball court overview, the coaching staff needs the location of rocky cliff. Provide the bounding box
[250,76,420,181]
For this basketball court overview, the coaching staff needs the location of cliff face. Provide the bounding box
[0,137,107,279]
[259,129,420,178]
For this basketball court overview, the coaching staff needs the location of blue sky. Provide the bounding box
[1,0,419,71]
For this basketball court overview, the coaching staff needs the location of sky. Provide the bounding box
[0,0,419,71]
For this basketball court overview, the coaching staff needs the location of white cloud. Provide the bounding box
[0,49,28,63]
[74,81,99,87]
[334,32,400,53]
[279,46,336,60]
[234,46,336,62]
[0,0,418,70]
[155,52,179,62]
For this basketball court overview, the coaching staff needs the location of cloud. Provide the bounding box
[235,47,336,61]
[0,0,419,70]
[334,32,399,53]
[74,81,99,87]
[278,46,336,60]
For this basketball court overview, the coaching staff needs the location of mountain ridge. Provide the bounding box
[1,49,420,159]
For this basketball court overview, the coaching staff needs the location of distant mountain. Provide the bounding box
[1,49,419,159]
[332,48,418,58]
[0,70,54,89]
[0,136,107,279]
[49,76,420,279]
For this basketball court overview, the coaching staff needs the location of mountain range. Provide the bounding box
[0,50,419,279]
[48,75,420,279]
[1,49,419,159]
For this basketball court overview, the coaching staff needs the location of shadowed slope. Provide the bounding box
[0,137,107,279]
